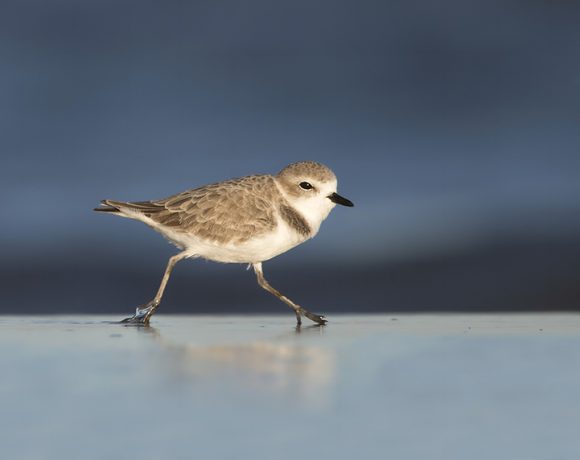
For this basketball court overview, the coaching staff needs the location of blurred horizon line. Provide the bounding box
[3,232,579,314]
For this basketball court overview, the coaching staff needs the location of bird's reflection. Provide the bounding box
[295,323,326,335]
[131,321,336,407]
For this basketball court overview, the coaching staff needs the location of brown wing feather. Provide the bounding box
[135,175,279,244]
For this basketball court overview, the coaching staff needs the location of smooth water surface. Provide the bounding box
[1,314,580,460]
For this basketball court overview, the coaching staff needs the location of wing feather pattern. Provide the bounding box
[107,175,279,245]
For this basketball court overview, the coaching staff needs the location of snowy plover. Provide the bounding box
[95,161,353,326]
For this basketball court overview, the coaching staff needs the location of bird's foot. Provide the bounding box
[301,309,327,326]
[120,300,159,326]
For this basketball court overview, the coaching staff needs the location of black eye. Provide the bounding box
[299,182,313,190]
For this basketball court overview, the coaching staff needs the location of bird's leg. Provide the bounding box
[121,252,188,326]
[252,263,327,326]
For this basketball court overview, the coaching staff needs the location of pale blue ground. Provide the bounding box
[1,314,580,460]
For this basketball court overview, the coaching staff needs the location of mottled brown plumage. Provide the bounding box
[101,175,285,245]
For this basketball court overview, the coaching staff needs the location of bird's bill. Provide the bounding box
[328,192,354,207]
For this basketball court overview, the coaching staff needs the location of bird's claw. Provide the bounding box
[120,301,159,326]
[303,310,328,326]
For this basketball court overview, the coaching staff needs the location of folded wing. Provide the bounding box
[96,175,279,245]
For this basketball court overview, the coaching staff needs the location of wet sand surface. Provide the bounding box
[2,314,580,460]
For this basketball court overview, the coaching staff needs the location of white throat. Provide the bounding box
[275,179,336,237]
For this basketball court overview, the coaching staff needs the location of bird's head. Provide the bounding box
[275,161,353,232]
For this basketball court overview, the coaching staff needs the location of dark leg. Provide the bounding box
[121,252,189,325]
[252,262,327,326]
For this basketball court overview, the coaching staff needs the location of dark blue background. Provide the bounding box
[2,0,580,314]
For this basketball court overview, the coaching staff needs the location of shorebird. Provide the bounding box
[95,161,353,326]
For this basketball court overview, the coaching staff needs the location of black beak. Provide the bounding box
[328,192,354,207]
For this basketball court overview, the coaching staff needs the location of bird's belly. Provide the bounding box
[179,224,307,264]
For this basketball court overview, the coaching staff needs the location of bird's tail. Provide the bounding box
[94,199,165,219]
[94,199,126,213]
